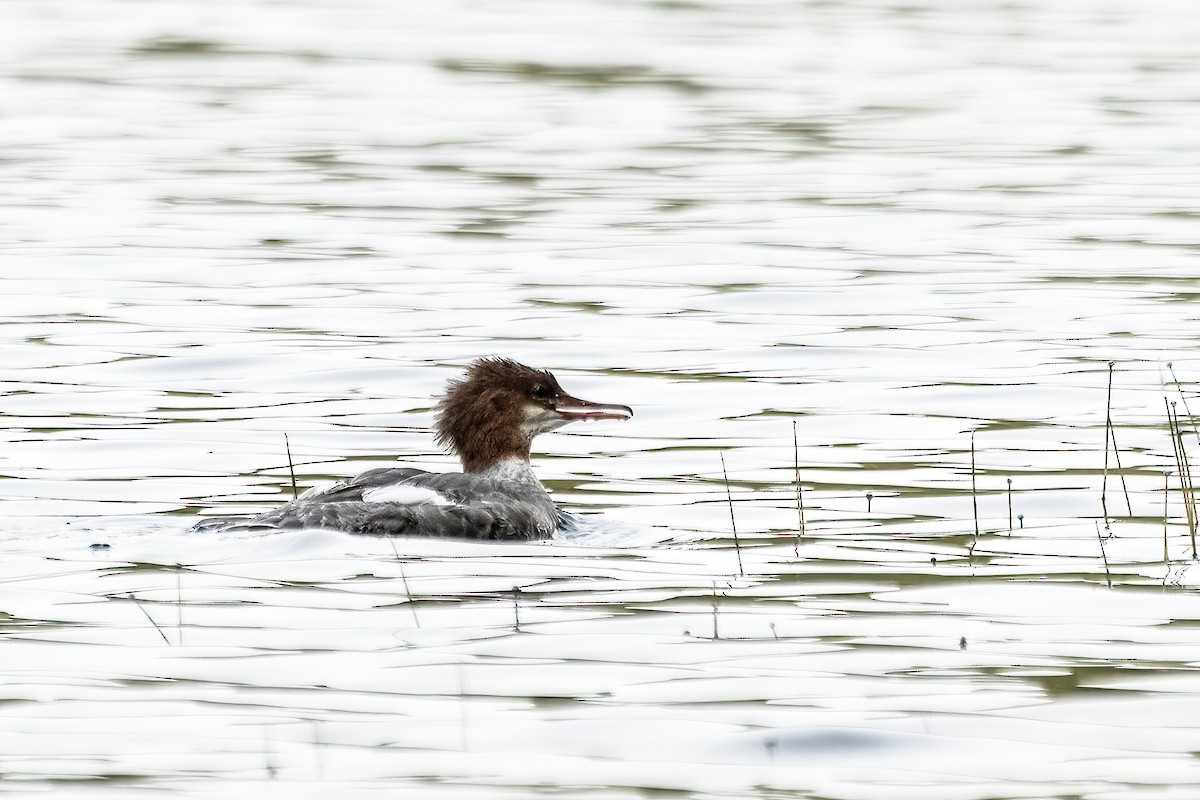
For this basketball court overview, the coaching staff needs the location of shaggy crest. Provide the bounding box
[434,357,564,472]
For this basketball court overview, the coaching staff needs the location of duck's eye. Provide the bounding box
[531,384,553,400]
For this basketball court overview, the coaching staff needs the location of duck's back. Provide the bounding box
[230,466,563,540]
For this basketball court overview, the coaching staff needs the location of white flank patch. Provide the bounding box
[362,484,453,506]
[298,484,333,500]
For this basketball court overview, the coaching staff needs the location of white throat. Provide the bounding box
[476,456,543,489]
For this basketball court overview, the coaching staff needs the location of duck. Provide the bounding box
[201,358,632,539]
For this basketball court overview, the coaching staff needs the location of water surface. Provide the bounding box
[3,0,1200,796]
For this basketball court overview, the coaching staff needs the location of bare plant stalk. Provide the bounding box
[513,587,521,633]
[1007,477,1013,533]
[711,582,720,640]
[719,453,744,577]
[387,536,421,628]
[1109,423,1133,517]
[263,726,277,779]
[1166,403,1188,533]
[128,593,171,646]
[309,720,325,781]
[1102,362,1114,521]
[1095,522,1112,589]
[1165,399,1197,557]
[1168,363,1200,439]
[1179,418,1198,559]
[793,421,805,556]
[176,565,183,647]
[1174,403,1198,555]
[1103,364,1133,515]
[1169,365,1200,538]
[285,433,299,501]
[1164,471,1170,565]
[971,431,979,542]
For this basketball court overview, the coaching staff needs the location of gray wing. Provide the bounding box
[297,468,525,508]
[250,499,553,540]
[243,467,562,540]
[298,467,432,503]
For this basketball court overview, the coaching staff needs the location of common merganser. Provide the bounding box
[205,358,632,539]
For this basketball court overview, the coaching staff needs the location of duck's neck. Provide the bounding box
[473,456,544,490]
[447,415,531,473]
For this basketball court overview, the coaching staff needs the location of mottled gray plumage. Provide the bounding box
[195,358,631,540]
[248,463,565,539]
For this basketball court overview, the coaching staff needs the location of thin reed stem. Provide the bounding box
[1168,363,1199,438]
[719,452,744,577]
[793,421,805,556]
[1164,471,1170,565]
[1095,522,1112,589]
[285,433,299,501]
[1169,364,1200,536]
[971,431,979,543]
[263,727,277,779]
[176,565,183,647]
[1102,362,1113,520]
[711,582,720,640]
[309,720,325,781]
[1180,435,1197,557]
[387,536,421,628]
[128,593,171,646]
[1007,478,1013,533]
[1109,423,1133,517]
[1174,402,1198,555]
[1165,399,1197,557]
[1102,363,1132,516]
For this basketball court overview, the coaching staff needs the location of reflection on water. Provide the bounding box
[3,0,1200,795]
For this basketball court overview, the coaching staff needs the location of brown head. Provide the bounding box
[434,357,633,473]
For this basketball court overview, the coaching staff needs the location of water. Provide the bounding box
[3,0,1200,796]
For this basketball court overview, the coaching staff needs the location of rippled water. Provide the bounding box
[4,0,1200,796]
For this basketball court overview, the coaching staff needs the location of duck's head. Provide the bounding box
[434,357,632,473]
